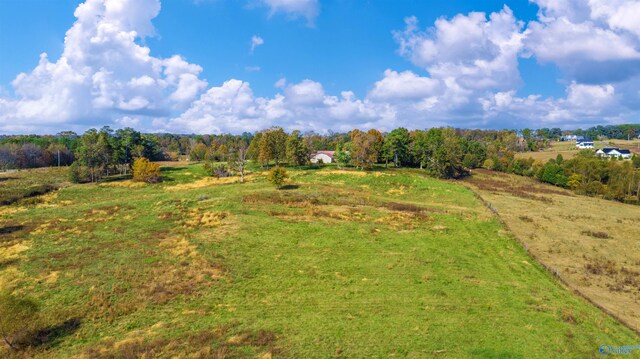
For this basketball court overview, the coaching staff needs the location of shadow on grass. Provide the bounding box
[279,185,300,190]
[99,174,131,183]
[25,318,82,349]
[0,225,24,235]
[0,258,19,269]
[158,166,192,182]
[0,177,15,182]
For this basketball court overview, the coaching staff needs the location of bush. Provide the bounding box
[68,161,90,183]
[132,157,161,183]
[0,292,39,350]
[203,162,230,178]
[68,162,81,183]
[267,166,289,189]
[482,158,495,170]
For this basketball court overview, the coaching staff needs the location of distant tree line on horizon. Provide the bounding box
[0,124,639,203]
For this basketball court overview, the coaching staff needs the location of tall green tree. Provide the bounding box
[383,128,410,167]
[286,130,309,166]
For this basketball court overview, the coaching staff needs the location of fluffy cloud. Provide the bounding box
[110,2,640,133]
[395,6,525,92]
[369,70,439,101]
[0,0,207,133]
[526,0,640,83]
[260,0,319,26]
[160,79,393,134]
[2,0,640,135]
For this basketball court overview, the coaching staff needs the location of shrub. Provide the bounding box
[68,161,90,183]
[68,162,81,183]
[267,166,289,189]
[482,158,495,170]
[0,292,39,350]
[132,157,161,183]
[203,162,230,178]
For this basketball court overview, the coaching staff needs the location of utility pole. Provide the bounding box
[57,149,60,167]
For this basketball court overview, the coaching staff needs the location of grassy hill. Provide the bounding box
[0,164,638,357]
[464,169,640,332]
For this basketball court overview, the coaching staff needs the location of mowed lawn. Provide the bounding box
[0,165,638,358]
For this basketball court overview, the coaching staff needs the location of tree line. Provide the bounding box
[2,125,640,203]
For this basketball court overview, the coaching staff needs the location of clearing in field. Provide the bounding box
[0,165,638,357]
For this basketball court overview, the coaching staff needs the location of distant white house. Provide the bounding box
[596,148,632,159]
[576,138,594,149]
[310,151,335,164]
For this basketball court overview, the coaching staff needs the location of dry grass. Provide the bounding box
[515,139,640,162]
[166,176,252,191]
[313,169,393,177]
[515,150,578,162]
[605,139,640,155]
[244,188,434,231]
[464,170,640,329]
[99,180,147,189]
[79,324,276,359]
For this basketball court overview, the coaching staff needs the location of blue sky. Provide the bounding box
[0,0,638,134]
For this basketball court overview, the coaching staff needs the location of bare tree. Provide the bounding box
[230,140,248,183]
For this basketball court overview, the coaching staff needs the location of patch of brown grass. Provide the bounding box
[183,210,228,229]
[99,180,147,189]
[466,171,561,203]
[80,325,277,359]
[166,175,250,191]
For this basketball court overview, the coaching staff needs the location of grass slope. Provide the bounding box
[0,165,637,358]
[464,169,640,333]
[0,167,69,205]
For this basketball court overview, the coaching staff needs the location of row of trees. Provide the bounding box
[485,150,640,203]
[0,143,73,170]
[570,124,640,141]
[69,127,163,182]
[184,125,640,203]
[243,127,479,178]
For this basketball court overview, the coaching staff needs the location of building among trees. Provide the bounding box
[310,151,335,164]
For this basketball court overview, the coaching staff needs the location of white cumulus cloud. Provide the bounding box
[0,0,207,133]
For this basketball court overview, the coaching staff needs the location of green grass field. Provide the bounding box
[0,167,69,205]
[1,164,638,358]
